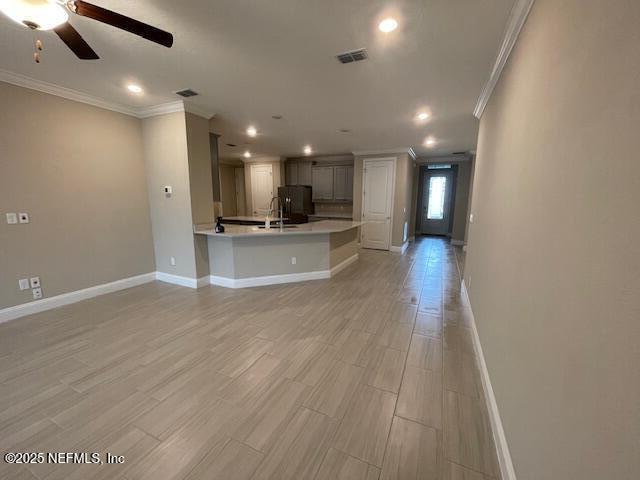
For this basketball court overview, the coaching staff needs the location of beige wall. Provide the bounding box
[142,112,199,279]
[185,113,215,278]
[465,1,640,479]
[353,152,415,248]
[0,83,155,308]
[219,164,238,216]
[451,161,471,242]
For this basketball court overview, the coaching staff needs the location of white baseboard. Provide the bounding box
[210,270,330,289]
[461,280,516,480]
[0,272,155,324]
[155,271,208,289]
[451,239,465,246]
[390,241,409,254]
[330,254,359,276]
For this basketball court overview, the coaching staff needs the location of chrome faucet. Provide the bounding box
[268,196,284,226]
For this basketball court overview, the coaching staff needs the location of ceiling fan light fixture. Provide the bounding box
[0,0,69,30]
[126,84,143,94]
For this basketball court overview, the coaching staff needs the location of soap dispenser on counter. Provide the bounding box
[214,217,225,233]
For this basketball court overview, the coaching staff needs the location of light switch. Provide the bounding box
[469,213,474,223]
[18,213,29,223]
[6,213,17,224]
[30,277,40,288]
[18,279,30,290]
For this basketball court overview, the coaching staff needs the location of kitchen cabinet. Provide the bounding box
[298,161,312,186]
[311,166,334,200]
[286,161,298,185]
[285,160,312,186]
[333,165,354,201]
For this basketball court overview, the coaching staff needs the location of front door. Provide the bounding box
[361,158,395,250]
[419,168,454,235]
[251,164,273,216]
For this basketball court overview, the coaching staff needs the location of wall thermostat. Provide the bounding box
[164,186,172,197]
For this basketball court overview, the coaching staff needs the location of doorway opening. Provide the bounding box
[416,164,457,236]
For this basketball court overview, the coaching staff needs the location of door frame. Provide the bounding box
[416,164,458,235]
[361,157,396,250]
[250,163,273,216]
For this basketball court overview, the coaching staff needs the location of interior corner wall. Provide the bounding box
[0,82,155,309]
[465,0,640,478]
[451,160,471,242]
[185,113,215,278]
[142,111,199,279]
[391,153,413,247]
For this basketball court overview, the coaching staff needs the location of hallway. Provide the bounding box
[0,238,498,480]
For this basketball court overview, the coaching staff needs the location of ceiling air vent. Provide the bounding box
[336,48,368,64]
[226,143,237,147]
[451,151,467,155]
[175,88,199,98]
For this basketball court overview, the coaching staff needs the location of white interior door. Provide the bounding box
[361,158,394,250]
[251,164,273,215]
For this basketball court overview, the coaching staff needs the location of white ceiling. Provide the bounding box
[0,0,515,159]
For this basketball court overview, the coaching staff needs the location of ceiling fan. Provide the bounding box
[0,0,173,61]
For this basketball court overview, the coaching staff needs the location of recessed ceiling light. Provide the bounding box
[378,18,398,33]
[417,112,430,121]
[424,137,436,147]
[127,84,143,94]
[303,145,312,155]
[243,151,251,158]
[246,126,257,137]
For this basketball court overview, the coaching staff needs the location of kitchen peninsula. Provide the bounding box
[194,220,361,288]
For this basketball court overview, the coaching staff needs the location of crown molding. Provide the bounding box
[473,0,536,119]
[136,101,185,118]
[183,102,216,120]
[351,147,413,157]
[0,69,139,116]
[0,69,215,119]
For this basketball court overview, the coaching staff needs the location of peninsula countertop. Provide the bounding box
[194,219,362,238]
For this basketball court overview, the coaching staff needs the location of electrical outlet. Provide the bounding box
[291,257,297,265]
[6,213,18,224]
[164,186,172,197]
[170,257,176,266]
[32,288,42,300]
[18,279,30,290]
[30,276,40,288]
[18,213,29,224]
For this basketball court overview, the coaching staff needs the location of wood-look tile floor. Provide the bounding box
[0,237,499,480]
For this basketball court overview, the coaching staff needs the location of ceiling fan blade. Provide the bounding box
[54,22,100,59]
[71,1,174,48]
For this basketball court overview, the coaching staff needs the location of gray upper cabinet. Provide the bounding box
[288,158,354,202]
[333,166,348,200]
[285,160,312,186]
[286,161,298,185]
[311,167,334,200]
[298,161,312,186]
[345,165,354,201]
